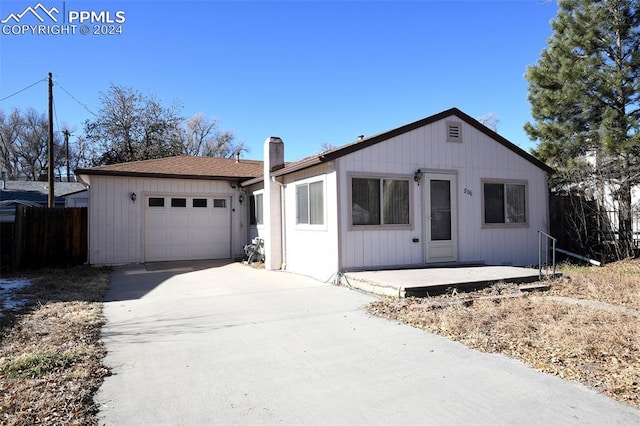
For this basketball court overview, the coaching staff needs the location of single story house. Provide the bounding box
[76,108,553,280]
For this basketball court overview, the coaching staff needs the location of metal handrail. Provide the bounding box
[538,230,557,280]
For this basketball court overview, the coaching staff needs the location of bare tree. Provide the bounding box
[0,109,21,178]
[0,108,62,180]
[182,113,245,158]
[85,85,242,164]
[18,109,62,180]
[478,112,500,132]
[84,84,184,165]
[0,108,87,181]
[320,142,336,152]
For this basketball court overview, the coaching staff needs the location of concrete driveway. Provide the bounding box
[96,262,640,425]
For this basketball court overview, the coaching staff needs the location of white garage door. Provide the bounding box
[145,196,231,262]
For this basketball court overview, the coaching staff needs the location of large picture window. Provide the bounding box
[250,193,263,225]
[351,177,409,226]
[296,181,324,225]
[483,181,527,225]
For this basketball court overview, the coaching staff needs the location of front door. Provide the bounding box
[424,173,457,262]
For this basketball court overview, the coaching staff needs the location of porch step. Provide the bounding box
[343,266,545,298]
[403,274,541,298]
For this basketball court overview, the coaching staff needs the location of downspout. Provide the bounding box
[272,176,286,270]
[334,160,343,280]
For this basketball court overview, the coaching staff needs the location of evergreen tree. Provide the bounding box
[525,0,640,258]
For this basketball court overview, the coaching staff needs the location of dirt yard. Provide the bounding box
[0,266,110,426]
[367,260,640,409]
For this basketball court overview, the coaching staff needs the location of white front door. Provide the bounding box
[424,173,457,263]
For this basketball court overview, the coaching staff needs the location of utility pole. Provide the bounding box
[63,129,71,182]
[48,72,54,208]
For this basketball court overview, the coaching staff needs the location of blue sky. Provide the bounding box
[0,0,559,162]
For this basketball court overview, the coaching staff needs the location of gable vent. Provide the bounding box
[447,122,462,142]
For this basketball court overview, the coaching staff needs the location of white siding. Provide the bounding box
[280,163,339,281]
[337,117,549,270]
[84,175,247,264]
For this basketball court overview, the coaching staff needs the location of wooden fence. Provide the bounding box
[10,206,87,271]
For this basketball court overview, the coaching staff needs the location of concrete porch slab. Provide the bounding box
[343,266,542,297]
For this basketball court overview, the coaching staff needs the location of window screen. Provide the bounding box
[484,182,526,224]
[352,177,409,226]
[296,181,324,225]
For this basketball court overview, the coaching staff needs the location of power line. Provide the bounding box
[54,81,98,117]
[0,78,47,102]
[53,96,61,136]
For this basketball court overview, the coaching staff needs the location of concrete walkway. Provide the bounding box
[97,262,640,425]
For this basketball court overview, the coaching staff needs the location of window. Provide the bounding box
[351,177,409,226]
[193,198,207,208]
[483,182,527,225]
[148,197,164,207]
[250,193,263,225]
[296,181,324,225]
[213,199,226,208]
[171,198,187,207]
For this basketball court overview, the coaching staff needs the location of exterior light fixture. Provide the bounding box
[130,192,137,203]
[413,169,423,185]
[239,194,244,204]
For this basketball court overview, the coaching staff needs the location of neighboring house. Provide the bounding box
[76,108,554,279]
[0,179,88,223]
[581,150,640,246]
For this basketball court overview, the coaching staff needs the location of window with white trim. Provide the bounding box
[296,181,324,225]
[483,181,527,225]
[351,177,410,226]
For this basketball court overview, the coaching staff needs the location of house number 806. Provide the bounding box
[464,188,473,196]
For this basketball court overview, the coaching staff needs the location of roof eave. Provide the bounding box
[280,107,555,176]
[75,169,260,181]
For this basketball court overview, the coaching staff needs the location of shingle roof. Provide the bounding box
[75,156,263,180]
[0,181,86,205]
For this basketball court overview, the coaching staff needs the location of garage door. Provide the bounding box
[145,196,231,262]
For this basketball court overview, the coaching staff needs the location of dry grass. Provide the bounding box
[0,266,110,426]
[549,259,640,311]
[367,260,640,409]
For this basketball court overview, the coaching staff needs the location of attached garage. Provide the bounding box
[145,195,231,261]
[76,156,263,265]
